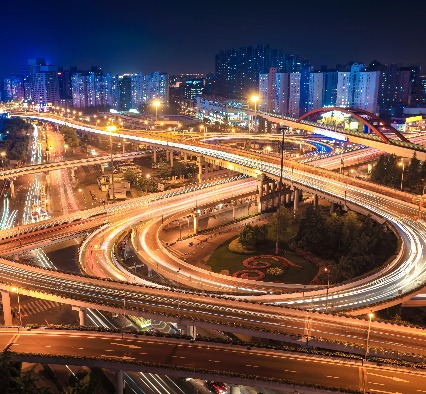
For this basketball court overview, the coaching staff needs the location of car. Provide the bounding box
[206,381,227,394]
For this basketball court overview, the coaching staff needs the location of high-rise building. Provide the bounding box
[141,72,168,105]
[215,45,301,99]
[71,67,109,108]
[3,75,25,101]
[28,59,60,106]
[323,72,338,107]
[130,73,143,109]
[118,75,131,111]
[308,72,324,111]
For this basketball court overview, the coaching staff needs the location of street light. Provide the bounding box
[106,125,117,203]
[153,100,161,127]
[398,159,405,192]
[275,127,286,255]
[324,267,330,312]
[250,95,259,134]
[365,312,374,359]
[11,287,22,326]
[0,151,6,167]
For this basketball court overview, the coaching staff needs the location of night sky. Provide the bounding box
[1,0,425,76]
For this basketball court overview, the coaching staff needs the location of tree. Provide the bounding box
[0,345,51,393]
[405,153,421,191]
[123,169,139,186]
[269,207,292,240]
[238,224,267,251]
[64,371,101,394]
[59,125,80,149]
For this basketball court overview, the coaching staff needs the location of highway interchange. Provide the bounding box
[2,113,426,392]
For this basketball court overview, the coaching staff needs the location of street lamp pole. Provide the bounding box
[365,312,374,359]
[399,159,405,192]
[153,100,161,129]
[251,95,259,150]
[275,126,286,255]
[324,267,330,312]
[107,125,117,203]
[12,287,22,326]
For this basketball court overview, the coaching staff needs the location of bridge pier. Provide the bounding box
[314,194,319,208]
[70,167,75,178]
[9,180,14,197]
[1,291,13,326]
[153,149,157,163]
[257,174,265,213]
[293,188,300,211]
[193,211,199,235]
[197,156,203,183]
[330,202,337,214]
[72,306,87,326]
[101,164,104,174]
[170,150,174,166]
[177,324,197,338]
[230,385,241,394]
[115,369,124,394]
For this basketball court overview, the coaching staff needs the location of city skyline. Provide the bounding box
[1,0,425,77]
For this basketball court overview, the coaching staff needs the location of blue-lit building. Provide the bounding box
[215,45,306,99]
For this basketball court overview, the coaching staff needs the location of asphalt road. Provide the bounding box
[1,329,425,393]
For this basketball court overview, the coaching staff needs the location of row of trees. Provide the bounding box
[371,153,426,193]
[59,125,80,150]
[236,204,396,283]
[122,169,158,193]
[293,206,397,282]
[0,346,101,394]
[0,118,31,161]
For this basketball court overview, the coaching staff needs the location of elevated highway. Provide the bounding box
[1,115,426,314]
[243,108,426,160]
[4,328,425,393]
[0,151,151,181]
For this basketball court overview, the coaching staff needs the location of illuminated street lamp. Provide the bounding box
[398,159,405,191]
[106,125,117,203]
[0,151,6,167]
[365,312,374,359]
[11,287,22,326]
[250,95,259,134]
[153,100,161,127]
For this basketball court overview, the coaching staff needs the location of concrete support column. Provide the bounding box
[314,194,319,207]
[230,385,241,394]
[9,180,14,197]
[101,164,105,174]
[330,202,336,214]
[193,212,199,235]
[1,291,12,326]
[232,204,236,221]
[170,150,174,166]
[115,369,124,394]
[184,153,188,163]
[188,325,197,338]
[197,156,203,183]
[257,174,265,213]
[153,149,157,163]
[294,188,300,211]
[71,167,75,178]
[78,307,86,326]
